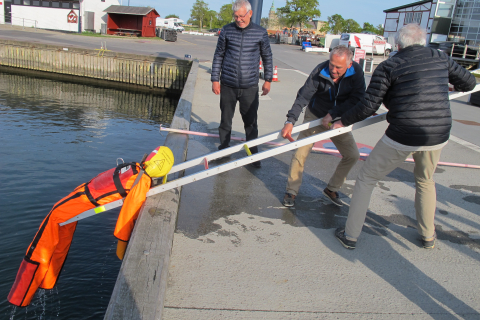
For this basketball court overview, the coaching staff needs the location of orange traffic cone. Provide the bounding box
[259,61,264,79]
[272,66,279,82]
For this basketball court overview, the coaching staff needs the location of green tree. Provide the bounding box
[276,9,289,29]
[261,17,269,29]
[343,19,361,33]
[321,14,345,34]
[165,14,179,19]
[277,0,321,31]
[362,22,377,34]
[190,0,209,30]
[217,3,234,27]
[375,24,384,35]
[205,10,218,29]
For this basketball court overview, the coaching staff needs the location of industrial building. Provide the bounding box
[383,0,480,46]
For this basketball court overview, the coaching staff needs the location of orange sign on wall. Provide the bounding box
[67,10,78,24]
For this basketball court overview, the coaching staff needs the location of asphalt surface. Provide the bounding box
[2,26,480,319]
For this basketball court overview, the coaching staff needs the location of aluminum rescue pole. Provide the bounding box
[59,84,480,226]
[60,113,386,226]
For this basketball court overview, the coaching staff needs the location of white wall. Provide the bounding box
[11,6,80,31]
[82,0,119,33]
[5,0,118,32]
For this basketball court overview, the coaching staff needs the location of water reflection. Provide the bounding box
[0,71,178,126]
[0,72,176,319]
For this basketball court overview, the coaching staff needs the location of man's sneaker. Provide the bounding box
[335,228,356,249]
[250,161,261,168]
[283,193,296,207]
[422,232,436,249]
[323,188,343,207]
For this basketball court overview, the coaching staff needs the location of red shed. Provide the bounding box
[104,5,160,37]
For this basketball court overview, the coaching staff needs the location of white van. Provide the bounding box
[325,34,341,51]
[339,33,392,55]
[156,18,185,32]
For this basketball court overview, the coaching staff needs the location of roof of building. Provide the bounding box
[384,0,431,12]
[104,5,159,15]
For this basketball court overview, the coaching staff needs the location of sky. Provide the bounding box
[123,0,411,26]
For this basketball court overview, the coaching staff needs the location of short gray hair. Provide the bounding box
[330,45,353,63]
[395,23,426,48]
[233,0,252,12]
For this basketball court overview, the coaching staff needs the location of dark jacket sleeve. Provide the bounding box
[328,66,366,119]
[448,57,476,92]
[341,61,391,126]
[211,28,226,82]
[286,64,322,124]
[260,30,273,82]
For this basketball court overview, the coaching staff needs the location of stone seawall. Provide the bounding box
[0,39,191,93]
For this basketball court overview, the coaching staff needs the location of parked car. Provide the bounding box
[156,18,184,32]
[339,33,392,55]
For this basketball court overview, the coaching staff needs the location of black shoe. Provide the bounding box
[214,154,231,161]
[250,161,261,168]
[283,193,296,207]
[335,228,356,249]
[323,188,343,207]
[422,232,436,249]
[214,145,231,161]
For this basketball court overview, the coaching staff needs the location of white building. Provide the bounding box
[383,0,456,43]
[1,0,119,33]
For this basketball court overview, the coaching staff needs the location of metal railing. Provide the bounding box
[450,43,480,60]
[0,13,38,30]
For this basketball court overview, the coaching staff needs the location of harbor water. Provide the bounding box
[0,71,179,319]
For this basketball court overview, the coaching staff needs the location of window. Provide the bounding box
[73,2,79,8]
[42,1,49,6]
[405,12,413,24]
[13,0,21,4]
[24,0,30,4]
[413,12,422,24]
[33,0,40,5]
[62,2,69,7]
[436,0,456,18]
[52,1,59,6]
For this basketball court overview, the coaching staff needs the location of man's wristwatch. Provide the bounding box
[284,120,293,125]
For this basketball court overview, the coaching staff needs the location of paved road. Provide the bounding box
[1,25,480,319]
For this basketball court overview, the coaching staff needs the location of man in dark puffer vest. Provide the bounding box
[211,0,273,167]
[333,23,476,250]
[280,46,366,208]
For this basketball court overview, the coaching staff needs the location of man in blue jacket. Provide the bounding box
[211,0,273,168]
[333,23,476,250]
[281,45,365,207]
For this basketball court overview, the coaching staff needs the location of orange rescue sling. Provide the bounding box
[8,162,151,307]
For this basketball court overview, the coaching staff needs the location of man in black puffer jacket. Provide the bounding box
[211,0,273,167]
[333,23,476,250]
[280,45,365,208]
